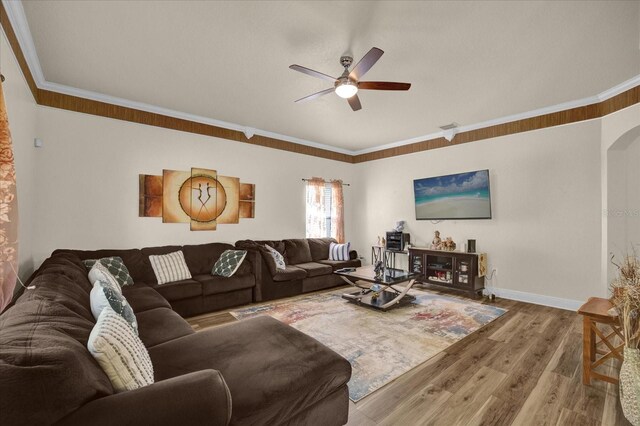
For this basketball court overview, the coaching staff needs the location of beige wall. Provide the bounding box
[4,25,640,308]
[352,120,604,306]
[31,106,354,267]
[1,32,38,281]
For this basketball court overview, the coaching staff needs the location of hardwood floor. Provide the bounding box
[186,286,631,426]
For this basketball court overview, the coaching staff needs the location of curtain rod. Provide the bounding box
[301,178,350,186]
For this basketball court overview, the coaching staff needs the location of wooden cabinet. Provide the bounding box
[408,247,484,295]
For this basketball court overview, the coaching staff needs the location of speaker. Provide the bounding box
[467,239,476,253]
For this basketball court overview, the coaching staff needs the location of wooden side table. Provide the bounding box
[577,297,624,385]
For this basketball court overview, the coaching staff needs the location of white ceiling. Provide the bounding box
[15,1,640,152]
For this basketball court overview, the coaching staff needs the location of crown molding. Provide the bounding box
[352,74,640,156]
[2,0,640,162]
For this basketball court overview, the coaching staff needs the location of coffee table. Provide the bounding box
[335,265,419,311]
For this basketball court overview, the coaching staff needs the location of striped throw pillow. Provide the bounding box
[87,307,154,392]
[148,250,192,285]
[329,242,350,261]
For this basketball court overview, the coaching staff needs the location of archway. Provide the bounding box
[606,125,640,283]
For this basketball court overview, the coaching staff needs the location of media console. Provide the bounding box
[408,247,485,295]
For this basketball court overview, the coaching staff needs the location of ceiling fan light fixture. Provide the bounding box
[335,81,358,99]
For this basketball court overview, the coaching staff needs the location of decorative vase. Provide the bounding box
[620,347,640,426]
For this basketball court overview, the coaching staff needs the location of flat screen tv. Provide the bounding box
[413,169,492,220]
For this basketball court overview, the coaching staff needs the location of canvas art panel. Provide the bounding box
[141,167,254,230]
[138,174,163,217]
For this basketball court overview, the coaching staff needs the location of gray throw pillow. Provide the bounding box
[90,280,138,335]
[212,250,248,277]
[84,257,134,287]
[264,244,286,270]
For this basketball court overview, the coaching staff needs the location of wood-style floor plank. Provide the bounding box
[186,287,632,426]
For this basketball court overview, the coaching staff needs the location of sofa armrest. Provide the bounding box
[247,249,262,302]
[349,250,358,260]
[55,370,231,426]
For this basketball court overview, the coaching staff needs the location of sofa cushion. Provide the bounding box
[307,238,336,261]
[0,253,114,425]
[318,259,362,271]
[194,274,256,296]
[151,279,202,302]
[149,316,351,426]
[135,307,195,348]
[212,250,247,277]
[53,248,147,282]
[88,307,155,393]
[329,242,351,261]
[272,265,307,282]
[140,245,183,284]
[182,242,235,275]
[121,284,171,312]
[284,239,313,265]
[88,262,123,291]
[149,250,193,285]
[294,262,333,278]
[90,281,138,334]
[264,244,286,270]
[83,256,134,287]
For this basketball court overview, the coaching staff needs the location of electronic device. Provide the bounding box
[413,169,492,220]
[385,232,410,251]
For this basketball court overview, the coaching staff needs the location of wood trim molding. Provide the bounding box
[353,86,639,163]
[36,89,353,163]
[1,1,638,165]
[0,1,38,102]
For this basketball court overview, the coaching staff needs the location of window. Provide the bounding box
[305,178,344,242]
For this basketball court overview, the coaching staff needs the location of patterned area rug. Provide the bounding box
[231,288,507,401]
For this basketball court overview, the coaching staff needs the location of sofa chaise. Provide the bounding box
[0,244,352,425]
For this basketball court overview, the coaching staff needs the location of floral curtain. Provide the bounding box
[0,80,18,312]
[305,177,345,243]
[305,177,328,239]
[330,180,345,243]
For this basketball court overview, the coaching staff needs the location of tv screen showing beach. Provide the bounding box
[413,170,492,220]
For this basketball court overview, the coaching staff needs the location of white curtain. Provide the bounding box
[305,178,329,238]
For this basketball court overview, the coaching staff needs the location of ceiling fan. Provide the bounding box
[289,47,411,111]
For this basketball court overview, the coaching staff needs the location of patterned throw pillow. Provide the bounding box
[148,250,192,285]
[212,250,247,277]
[84,257,134,288]
[90,280,138,334]
[329,242,351,261]
[264,244,286,270]
[87,307,154,393]
[89,262,122,293]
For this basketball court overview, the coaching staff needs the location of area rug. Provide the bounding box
[231,289,507,401]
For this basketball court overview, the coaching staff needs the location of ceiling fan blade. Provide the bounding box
[348,94,362,111]
[349,47,384,81]
[295,88,334,103]
[358,81,411,91]
[289,65,337,83]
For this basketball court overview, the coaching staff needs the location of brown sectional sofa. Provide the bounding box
[236,238,361,301]
[0,242,352,425]
[54,242,260,317]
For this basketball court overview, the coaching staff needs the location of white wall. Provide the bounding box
[601,103,640,290]
[628,138,640,248]
[352,120,603,306]
[1,32,38,282]
[31,106,354,267]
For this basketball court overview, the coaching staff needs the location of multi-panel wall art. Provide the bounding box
[139,168,255,231]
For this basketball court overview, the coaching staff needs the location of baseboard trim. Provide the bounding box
[488,287,583,311]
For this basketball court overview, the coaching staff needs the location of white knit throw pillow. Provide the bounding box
[87,307,154,392]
